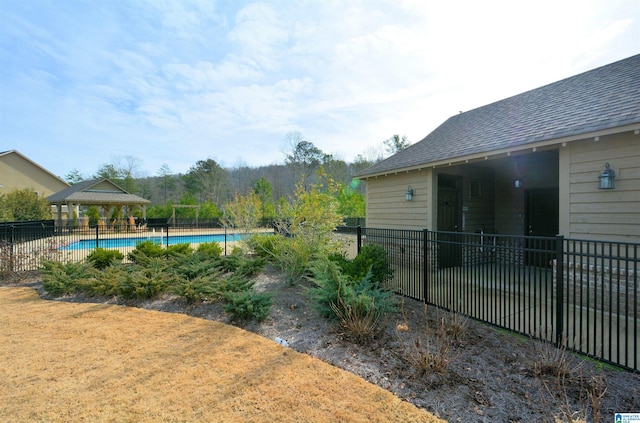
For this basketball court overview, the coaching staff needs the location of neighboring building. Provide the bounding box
[0,150,71,219]
[359,54,640,244]
[0,150,69,197]
[48,178,150,230]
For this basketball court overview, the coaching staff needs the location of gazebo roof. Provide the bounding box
[48,178,150,205]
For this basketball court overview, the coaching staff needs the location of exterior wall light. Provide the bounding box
[514,179,522,189]
[598,163,616,189]
[405,186,414,201]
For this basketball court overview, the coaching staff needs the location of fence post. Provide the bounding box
[95,224,99,249]
[555,234,565,345]
[356,225,362,255]
[165,224,169,248]
[423,229,429,304]
[9,225,15,272]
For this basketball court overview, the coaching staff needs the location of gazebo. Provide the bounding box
[48,178,150,232]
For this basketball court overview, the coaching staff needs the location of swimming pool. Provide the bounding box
[62,233,246,251]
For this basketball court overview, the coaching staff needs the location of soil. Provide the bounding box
[4,268,639,422]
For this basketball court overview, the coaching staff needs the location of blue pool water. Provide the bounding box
[62,233,246,251]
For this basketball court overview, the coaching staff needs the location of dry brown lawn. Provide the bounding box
[0,287,442,423]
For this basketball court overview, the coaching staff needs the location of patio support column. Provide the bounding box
[66,202,74,233]
[55,203,63,234]
[106,206,113,223]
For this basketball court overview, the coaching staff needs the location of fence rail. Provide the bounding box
[3,222,638,371]
[342,226,639,372]
[0,222,273,273]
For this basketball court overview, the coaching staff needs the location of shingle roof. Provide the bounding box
[360,54,640,177]
[48,178,150,204]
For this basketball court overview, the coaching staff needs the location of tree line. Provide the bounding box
[1,133,411,222]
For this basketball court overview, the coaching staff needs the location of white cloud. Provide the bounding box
[1,0,637,177]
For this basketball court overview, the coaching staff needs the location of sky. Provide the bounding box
[1,0,638,179]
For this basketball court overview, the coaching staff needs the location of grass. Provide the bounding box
[0,287,442,423]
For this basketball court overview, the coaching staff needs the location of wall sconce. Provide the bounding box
[405,186,414,201]
[598,163,616,189]
[514,179,522,189]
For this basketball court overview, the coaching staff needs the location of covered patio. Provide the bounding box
[48,178,150,233]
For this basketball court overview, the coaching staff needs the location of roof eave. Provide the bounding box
[359,123,640,179]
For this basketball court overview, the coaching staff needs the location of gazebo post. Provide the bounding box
[66,202,74,233]
[56,203,63,234]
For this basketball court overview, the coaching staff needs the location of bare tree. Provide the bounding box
[94,154,144,193]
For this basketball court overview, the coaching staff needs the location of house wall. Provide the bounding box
[493,173,524,235]
[365,169,431,230]
[0,152,68,196]
[560,131,640,242]
[434,166,495,232]
[493,151,559,236]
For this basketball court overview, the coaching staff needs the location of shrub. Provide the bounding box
[267,234,312,285]
[235,256,267,277]
[215,253,265,276]
[268,173,346,284]
[212,275,255,299]
[118,271,171,300]
[128,240,165,264]
[166,243,193,257]
[330,290,384,343]
[173,275,219,304]
[532,340,583,378]
[329,244,393,287]
[348,244,393,286]
[223,289,272,322]
[399,315,454,376]
[76,265,126,297]
[310,259,396,340]
[223,192,262,236]
[196,242,223,257]
[86,248,124,270]
[217,253,243,273]
[0,188,51,221]
[396,304,462,376]
[86,206,101,227]
[41,260,93,297]
[246,233,278,259]
[171,254,220,280]
[118,259,172,299]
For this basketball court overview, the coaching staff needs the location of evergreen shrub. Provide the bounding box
[41,260,93,297]
[196,242,223,257]
[86,248,124,270]
[223,289,272,322]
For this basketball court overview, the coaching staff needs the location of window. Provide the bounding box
[468,180,482,198]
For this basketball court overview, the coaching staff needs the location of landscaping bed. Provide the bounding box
[5,267,638,422]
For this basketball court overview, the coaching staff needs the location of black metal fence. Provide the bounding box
[342,226,638,372]
[0,221,273,274]
[2,220,637,371]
